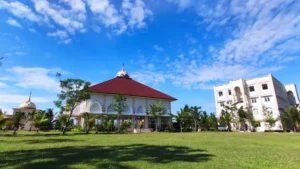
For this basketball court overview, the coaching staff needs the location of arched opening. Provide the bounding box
[107,104,117,114]
[234,87,242,103]
[287,91,297,106]
[122,105,131,114]
[136,106,144,115]
[90,102,101,113]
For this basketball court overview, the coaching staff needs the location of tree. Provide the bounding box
[199,111,210,131]
[55,114,68,131]
[147,100,167,132]
[12,112,26,135]
[34,111,48,133]
[262,106,277,131]
[112,93,127,132]
[171,105,190,132]
[26,111,36,132]
[208,113,218,131]
[41,108,55,131]
[82,112,90,134]
[245,107,260,131]
[0,109,8,130]
[121,119,132,133]
[190,106,201,131]
[237,107,248,131]
[54,76,91,135]
[219,110,232,132]
[281,106,300,132]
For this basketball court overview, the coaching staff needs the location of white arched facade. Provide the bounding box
[106,103,117,114]
[89,101,102,113]
[136,105,146,115]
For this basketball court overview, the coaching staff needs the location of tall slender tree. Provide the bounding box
[237,107,248,131]
[12,112,26,135]
[208,113,218,130]
[147,100,167,132]
[54,74,91,135]
[219,110,232,132]
[190,106,201,131]
[170,105,190,132]
[82,112,90,134]
[112,93,127,132]
[199,111,210,131]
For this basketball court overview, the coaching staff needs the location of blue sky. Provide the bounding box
[0,0,300,114]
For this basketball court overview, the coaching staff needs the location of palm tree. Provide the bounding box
[190,106,201,131]
[237,107,248,131]
[34,111,48,133]
[199,111,209,131]
[12,112,26,135]
[219,110,232,132]
[170,107,190,132]
[26,111,36,132]
[208,113,218,131]
[282,106,300,132]
[147,100,167,132]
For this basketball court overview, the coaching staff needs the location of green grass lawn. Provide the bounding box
[0,131,300,169]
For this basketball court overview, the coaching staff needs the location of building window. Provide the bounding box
[262,84,268,90]
[227,101,232,105]
[251,98,257,103]
[218,91,223,97]
[249,86,255,92]
[220,103,225,107]
[264,97,270,102]
[228,90,231,95]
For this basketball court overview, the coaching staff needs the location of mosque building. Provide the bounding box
[10,93,39,130]
[65,65,177,132]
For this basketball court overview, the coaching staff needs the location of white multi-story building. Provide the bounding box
[214,74,299,132]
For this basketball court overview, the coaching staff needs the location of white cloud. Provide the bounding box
[29,28,36,33]
[87,0,126,34]
[47,30,68,39]
[0,93,50,104]
[0,82,7,88]
[47,30,72,44]
[60,0,86,12]
[0,0,40,22]
[153,44,164,52]
[33,0,85,33]
[166,0,194,10]
[131,71,167,86]
[122,0,152,28]
[5,66,61,93]
[6,18,22,28]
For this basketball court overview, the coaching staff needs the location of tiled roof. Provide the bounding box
[89,77,177,101]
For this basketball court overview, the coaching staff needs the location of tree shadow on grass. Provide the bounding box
[0,144,213,169]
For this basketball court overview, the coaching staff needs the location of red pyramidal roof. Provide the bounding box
[89,77,177,101]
